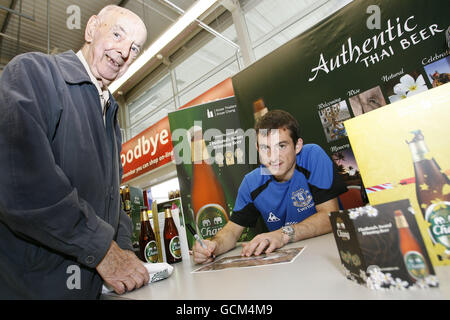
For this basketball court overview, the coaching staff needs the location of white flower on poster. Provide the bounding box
[389,74,428,103]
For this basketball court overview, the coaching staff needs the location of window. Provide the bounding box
[174,24,239,93]
[243,0,353,59]
[130,99,175,138]
[179,59,239,106]
[128,73,174,138]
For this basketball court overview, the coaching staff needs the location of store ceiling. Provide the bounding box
[0,0,198,71]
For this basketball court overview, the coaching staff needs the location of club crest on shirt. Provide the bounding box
[291,188,313,209]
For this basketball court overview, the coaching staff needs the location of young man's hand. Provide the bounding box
[240,229,288,257]
[192,239,216,264]
[192,240,217,264]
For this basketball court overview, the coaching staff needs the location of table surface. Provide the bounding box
[102,233,450,300]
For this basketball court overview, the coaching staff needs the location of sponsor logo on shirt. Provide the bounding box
[291,188,313,211]
[267,212,280,223]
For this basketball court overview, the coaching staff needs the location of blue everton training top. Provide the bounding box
[230,144,347,231]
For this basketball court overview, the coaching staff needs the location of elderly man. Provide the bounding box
[0,5,148,299]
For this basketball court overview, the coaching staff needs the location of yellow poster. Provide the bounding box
[345,83,450,266]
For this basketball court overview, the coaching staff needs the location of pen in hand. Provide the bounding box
[186,224,215,259]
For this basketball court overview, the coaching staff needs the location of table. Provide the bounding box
[102,233,450,300]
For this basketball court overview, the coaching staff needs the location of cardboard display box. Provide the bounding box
[329,199,438,290]
[344,83,450,266]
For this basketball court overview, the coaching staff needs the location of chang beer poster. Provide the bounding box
[344,83,450,266]
[168,97,265,247]
[231,0,449,210]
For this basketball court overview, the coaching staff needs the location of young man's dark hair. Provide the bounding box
[254,109,300,144]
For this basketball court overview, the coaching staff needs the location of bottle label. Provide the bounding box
[144,240,159,263]
[404,250,428,280]
[425,201,450,252]
[125,200,131,211]
[196,204,228,239]
[395,215,408,229]
[408,140,429,162]
[169,236,182,259]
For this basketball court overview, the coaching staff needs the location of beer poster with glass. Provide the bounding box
[344,83,450,266]
[168,97,267,248]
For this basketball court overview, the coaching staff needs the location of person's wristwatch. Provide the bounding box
[281,225,295,243]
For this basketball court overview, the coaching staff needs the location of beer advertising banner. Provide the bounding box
[168,96,267,248]
[231,0,449,211]
[121,116,173,183]
[120,79,234,184]
[344,83,450,266]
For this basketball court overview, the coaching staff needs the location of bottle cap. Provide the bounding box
[253,98,266,112]
[406,130,424,144]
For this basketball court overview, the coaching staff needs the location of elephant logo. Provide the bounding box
[202,219,211,227]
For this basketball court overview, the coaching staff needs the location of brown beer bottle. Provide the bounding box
[139,207,159,263]
[360,179,369,205]
[151,201,164,263]
[190,126,229,240]
[120,188,124,211]
[163,205,182,264]
[124,186,132,216]
[406,130,450,259]
[394,209,429,281]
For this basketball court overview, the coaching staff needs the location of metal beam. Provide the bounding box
[159,0,239,50]
[1,0,18,33]
[0,3,34,20]
[0,32,49,52]
[0,0,17,56]
[221,0,255,66]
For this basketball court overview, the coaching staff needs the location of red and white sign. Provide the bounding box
[121,116,173,183]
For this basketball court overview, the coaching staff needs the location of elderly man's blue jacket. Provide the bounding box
[0,51,132,299]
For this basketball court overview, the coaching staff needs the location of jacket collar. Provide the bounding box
[54,50,92,85]
[54,50,117,110]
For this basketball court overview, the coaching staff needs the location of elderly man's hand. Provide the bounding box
[96,241,149,294]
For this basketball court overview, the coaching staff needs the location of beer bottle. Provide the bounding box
[406,130,450,259]
[151,201,164,263]
[394,209,429,281]
[139,207,159,263]
[124,186,132,216]
[120,188,124,211]
[190,126,229,240]
[142,189,149,209]
[163,205,182,264]
[360,179,369,205]
[253,98,268,122]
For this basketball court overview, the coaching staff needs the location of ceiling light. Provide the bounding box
[109,0,218,94]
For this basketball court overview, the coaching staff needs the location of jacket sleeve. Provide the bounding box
[0,54,115,269]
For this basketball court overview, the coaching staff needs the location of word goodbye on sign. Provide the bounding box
[121,129,169,167]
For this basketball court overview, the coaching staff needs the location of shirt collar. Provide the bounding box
[76,50,110,102]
